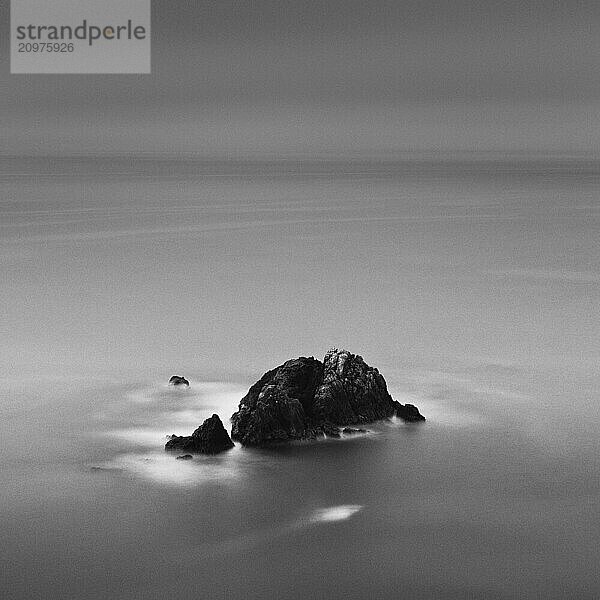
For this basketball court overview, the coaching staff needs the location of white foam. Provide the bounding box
[309,505,363,523]
[102,449,244,487]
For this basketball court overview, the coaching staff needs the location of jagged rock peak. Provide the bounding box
[312,349,393,425]
[323,348,373,377]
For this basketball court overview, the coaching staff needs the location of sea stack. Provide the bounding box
[230,348,425,446]
[165,414,234,454]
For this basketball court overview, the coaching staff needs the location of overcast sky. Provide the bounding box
[2,0,600,157]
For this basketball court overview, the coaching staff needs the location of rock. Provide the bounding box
[176,454,193,460]
[165,414,234,454]
[230,357,323,446]
[169,375,189,387]
[342,427,367,435]
[231,348,425,446]
[393,400,426,422]
[312,349,396,424]
[319,422,341,438]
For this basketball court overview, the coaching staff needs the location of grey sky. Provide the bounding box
[2,0,600,156]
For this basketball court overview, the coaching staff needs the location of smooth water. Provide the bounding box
[1,157,599,599]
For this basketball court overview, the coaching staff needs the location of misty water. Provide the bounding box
[1,156,599,599]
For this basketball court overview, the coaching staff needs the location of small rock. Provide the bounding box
[394,401,426,422]
[176,454,193,460]
[342,427,367,435]
[166,414,235,454]
[321,422,341,438]
[169,375,190,387]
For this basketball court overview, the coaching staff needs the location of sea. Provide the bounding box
[1,155,599,599]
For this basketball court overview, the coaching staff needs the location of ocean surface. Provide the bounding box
[1,156,599,599]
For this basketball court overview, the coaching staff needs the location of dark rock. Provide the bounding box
[312,349,395,424]
[230,357,323,446]
[393,400,426,422]
[169,375,189,387]
[165,414,234,454]
[231,348,425,446]
[319,422,341,438]
[176,454,193,460]
[342,427,367,435]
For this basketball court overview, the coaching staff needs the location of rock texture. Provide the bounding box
[342,427,367,435]
[169,375,190,386]
[231,349,425,446]
[165,414,234,454]
[229,357,322,446]
[393,401,426,423]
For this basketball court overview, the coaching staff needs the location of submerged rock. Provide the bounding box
[166,414,234,454]
[169,375,190,387]
[231,349,425,446]
[176,454,193,460]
